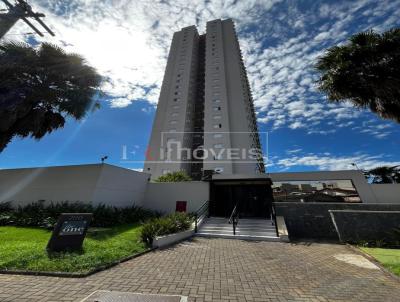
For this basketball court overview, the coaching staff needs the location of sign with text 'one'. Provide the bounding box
[47,213,93,252]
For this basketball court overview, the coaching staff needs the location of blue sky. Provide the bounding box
[1,0,400,172]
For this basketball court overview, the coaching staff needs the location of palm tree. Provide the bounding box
[316,28,400,123]
[366,166,400,184]
[0,42,102,152]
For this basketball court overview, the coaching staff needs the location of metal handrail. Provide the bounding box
[228,204,238,224]
[270,202,278,235]
[228,203,239,235]
[270,202,276,225]
[194,200,209,233]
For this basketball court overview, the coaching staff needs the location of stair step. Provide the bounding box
[199,230,277,236]
[196,232,280,241]
[200,227,276,232]
[195,217,280,241]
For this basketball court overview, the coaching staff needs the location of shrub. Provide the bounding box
[154,171,192,182]
[0,202,13,226]
[355,228,400,248]
[141,212,192,245]
[0,202,12,212]
[0,201,159,228]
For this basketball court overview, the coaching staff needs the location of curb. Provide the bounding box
[153,229,195,249]
[0,248,157,278]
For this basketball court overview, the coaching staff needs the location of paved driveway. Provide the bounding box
[0,238,399,301]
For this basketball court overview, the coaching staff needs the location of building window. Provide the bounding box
[169,129,177,132]
[172,105,180,109]
[173,98,180,102]
[213,106,221,111]
[214,167,224,173]
[213,124,222,129]
[213,115,221,120]
[170,120,177,125]
[213,133,223,138]
[171,112,179,117]
[213,144,223,148]
[212,99,221,103]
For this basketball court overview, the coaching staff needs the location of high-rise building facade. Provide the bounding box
[144,19,264,180]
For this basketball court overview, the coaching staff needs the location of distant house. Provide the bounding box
[315,188,361,203]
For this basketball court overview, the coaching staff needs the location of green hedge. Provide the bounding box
[141,212,192,245]
[0,201,159,228]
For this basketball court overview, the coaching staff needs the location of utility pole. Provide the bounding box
[0,0,55,40]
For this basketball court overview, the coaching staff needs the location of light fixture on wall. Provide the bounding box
[101,156,108,164]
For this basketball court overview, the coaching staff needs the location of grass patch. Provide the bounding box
[361,247,400,277]
[0,224,146,274]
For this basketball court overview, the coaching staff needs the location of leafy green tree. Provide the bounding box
[316,28,400,123]
[0,42,102,152]
[366,166,400,184]
[154,171,192,182]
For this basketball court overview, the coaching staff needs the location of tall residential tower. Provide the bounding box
[144,19,264,180]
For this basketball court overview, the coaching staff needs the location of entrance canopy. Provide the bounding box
[211,173,273,185]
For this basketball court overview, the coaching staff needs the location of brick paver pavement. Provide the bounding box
[0,238,399,302]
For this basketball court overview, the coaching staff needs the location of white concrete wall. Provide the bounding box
[0,164,150,208]
[92,165,150,207]
[144,181,209,214]
[370,184,400,204]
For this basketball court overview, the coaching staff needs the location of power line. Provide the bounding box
[0,0,55,40]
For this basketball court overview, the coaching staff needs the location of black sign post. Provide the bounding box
[47,213,93,252]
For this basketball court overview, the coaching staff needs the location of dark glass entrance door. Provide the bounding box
[210,183,271,218]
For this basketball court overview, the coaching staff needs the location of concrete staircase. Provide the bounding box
[196,217,280,241]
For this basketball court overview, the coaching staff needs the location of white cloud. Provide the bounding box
[2,0,399,138]
[351,119,394,139]
[289,121,304,129]
[271,153,400,171]
[286,148,302,154]
[3,0,282,108]
[314,31,330,41]
[110,98,134,108]
[240,0,400,134]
